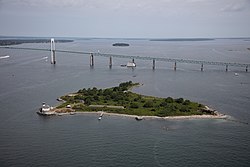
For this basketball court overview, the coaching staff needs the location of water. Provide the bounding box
[0,38,250,166]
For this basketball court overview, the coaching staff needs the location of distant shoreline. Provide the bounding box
[150,38,214,42]
[0,39,74,46]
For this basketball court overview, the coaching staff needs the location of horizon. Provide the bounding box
[1,35,250,40]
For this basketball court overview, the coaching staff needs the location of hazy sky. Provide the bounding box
[0,0,250,38]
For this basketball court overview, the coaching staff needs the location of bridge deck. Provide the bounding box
[1,46,249,68]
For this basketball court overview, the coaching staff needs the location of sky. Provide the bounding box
[0,0,250,38]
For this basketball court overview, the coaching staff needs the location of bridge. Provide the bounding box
[1,38,249,72]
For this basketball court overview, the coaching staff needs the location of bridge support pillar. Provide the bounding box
[90,53,94,67]
[246,65,248,72]
[109,56,112,69]
[174,62,177,71]
[226,65,228,72]
[201,63,204,71]
[50,38,56,64]
[153,59,155,70]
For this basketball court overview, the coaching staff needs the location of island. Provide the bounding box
[52,81,225,119]
[112,43,129,47]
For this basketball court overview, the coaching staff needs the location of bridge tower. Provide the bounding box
[201,63,204,71]
[109,56,112,69]
[90,53,94,67]
[152,59,155,70]
[50,38,56,64]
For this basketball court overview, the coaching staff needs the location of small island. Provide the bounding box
[54,81,224,119]
[112,43,129,47]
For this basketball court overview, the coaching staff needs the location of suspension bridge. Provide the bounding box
[1,38,249,72]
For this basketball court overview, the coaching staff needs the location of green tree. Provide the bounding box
[183,100,191,105]
[165,97,174,103]
[103,89,113,96]
[180,107,189,112]
[93,95,99,101]
[143,101,154,108]
[104,95,111,101]
[175,98,184,104]
[160,101,168,107]
[97,89,103,96]
[130,102,139,108]
[84,97,92,105]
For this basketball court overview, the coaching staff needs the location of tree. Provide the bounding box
[92,87,98,95]
[93,95,99,101]
[180,107,189,112]
[175,98,184,104]
[165,97,174,103]
[103,89,113,96]
[160,101,168,107]
[130,102,139,108]
[84,97,91,105]
[183,100,191,105]
[97,89,103,96]
[104,95,111,101]
[74,95,84,100]
[113,87,120,92]
[143,101,154,108]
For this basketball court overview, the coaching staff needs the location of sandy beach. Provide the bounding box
[56,110,228,120]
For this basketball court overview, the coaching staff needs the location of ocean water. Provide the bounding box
[0,38,250,166]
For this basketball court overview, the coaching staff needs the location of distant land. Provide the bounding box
[150,38,215,42]
[0,39,74,46]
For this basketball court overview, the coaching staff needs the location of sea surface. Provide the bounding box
[0,38,250,166]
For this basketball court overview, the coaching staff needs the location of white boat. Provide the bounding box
[234,73,239,76]
[37,102,55,116]
[127,62,136,67]
[98,112,104,120]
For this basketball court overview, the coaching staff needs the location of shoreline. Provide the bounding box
[55,110,228,120]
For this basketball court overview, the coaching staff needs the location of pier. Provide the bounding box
[1,39,250,72]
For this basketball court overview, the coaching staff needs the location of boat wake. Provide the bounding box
[0,55,10,59]
[18,56,49,65]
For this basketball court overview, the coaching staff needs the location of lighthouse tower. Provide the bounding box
[51,38,56,64]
